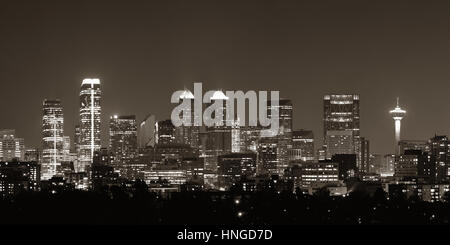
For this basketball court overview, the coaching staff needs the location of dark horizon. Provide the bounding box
[2,0,450,154]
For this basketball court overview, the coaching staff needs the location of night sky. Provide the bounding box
[2,0,450,154]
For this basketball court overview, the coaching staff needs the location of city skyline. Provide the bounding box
[4,0,450,231]
[0,77,444,155]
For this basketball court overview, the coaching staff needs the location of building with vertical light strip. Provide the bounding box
[79,78,101,173]
[41,99,64,180]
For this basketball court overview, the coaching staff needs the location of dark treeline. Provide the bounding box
[1,182,450,225]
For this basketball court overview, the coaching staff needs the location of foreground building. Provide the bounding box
[288,161,340,191]
[0,161,40,196]
[428,135,450,183]
[217,153,257,190]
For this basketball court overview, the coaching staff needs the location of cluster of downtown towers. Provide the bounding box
[2,78,450,195]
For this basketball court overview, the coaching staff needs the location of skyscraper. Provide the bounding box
[257,137,279,176]
[268,99,293,136]
[41,99,64,180]
[323,94,360,160]
[389,98,406,155]
[156,120,176,145]
[79,78,101,172]
[109,115,138,176]
[138,114,156,149]
[204,91,232,172]
[174,89,200,149]
[266,99,293,176]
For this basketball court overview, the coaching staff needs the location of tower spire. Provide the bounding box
[389,97,406,155]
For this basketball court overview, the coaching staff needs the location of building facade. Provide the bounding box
[42,99,64,180]
[109,115,138,177]
[289,130,314,162]
[138,114,156,149]
[79,78,102,172]
[323,94,360,160]
[0,130,25,162]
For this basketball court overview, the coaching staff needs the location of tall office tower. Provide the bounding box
[289,130,315,162]
[204,91,232,172]
[323,94,360,160]
[257,137,279,176]
[428,135,450,183]
[268,99,293,136]
[138,114,156,148]
[79,78,101,172]
[156,120,176,145]
[389,98,406,155]
[109,115,138,176]
[266,99,293,176]
[174,89,200,149]
[0,130,25,161]
[360,137,370,174]
[41,99,64,180]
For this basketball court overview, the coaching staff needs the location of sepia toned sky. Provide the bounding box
[2,0,450,154]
